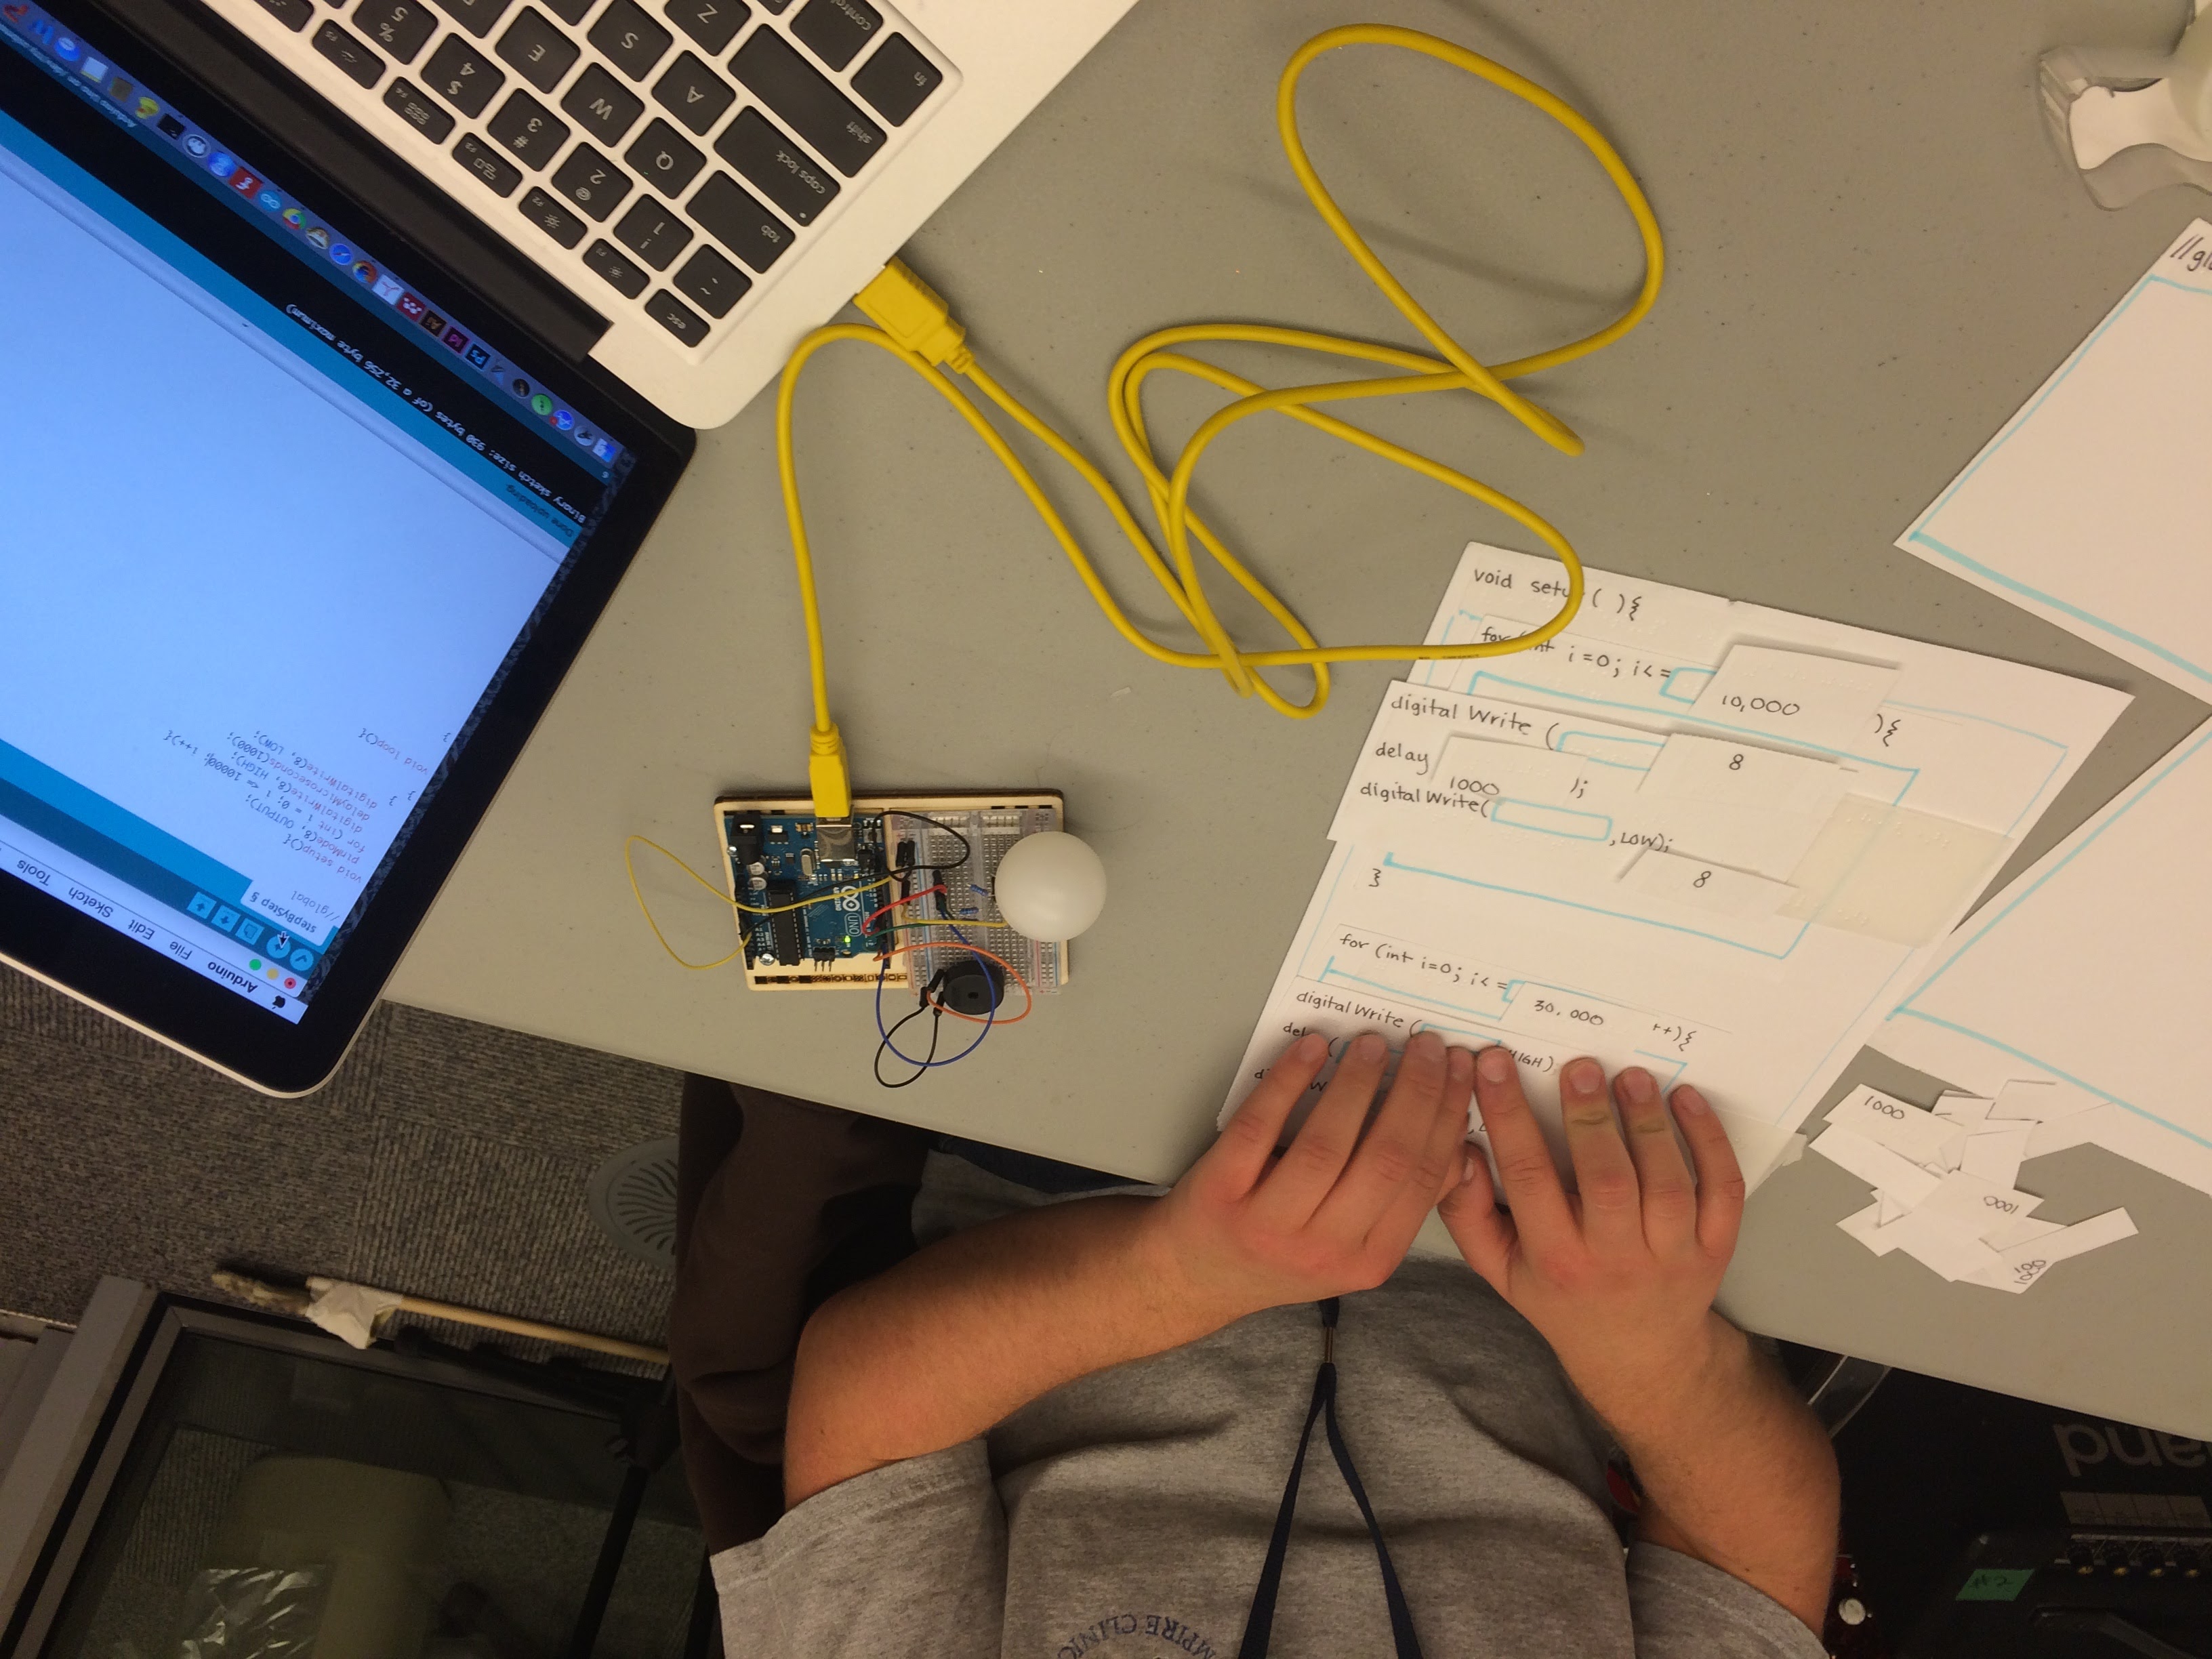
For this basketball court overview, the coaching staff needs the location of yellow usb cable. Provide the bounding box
[781,23,1666,816]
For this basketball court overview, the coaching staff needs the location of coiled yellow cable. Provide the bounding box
[777,23,1665,813]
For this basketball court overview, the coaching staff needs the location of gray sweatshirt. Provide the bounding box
[713,1243,1828,1659]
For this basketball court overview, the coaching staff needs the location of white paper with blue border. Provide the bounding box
[1872,218,2212,1208]
[1896,218,2212,697]
[1875,718,2212,1202]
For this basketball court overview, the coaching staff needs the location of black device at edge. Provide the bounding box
[0,0,696,1094]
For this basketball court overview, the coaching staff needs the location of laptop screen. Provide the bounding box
[1,3,644,1029]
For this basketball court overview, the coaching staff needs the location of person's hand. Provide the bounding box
[1437,1048,1746,1429]
[1145,1029,1475,1324]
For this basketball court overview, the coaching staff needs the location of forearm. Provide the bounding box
[783,1195,1239,1506]
[1597,1316,1840,1633]
[783,1032,1473,1509]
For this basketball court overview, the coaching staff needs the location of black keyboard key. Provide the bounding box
[644,287,709,344]
[540,0,590,19]
[588,0,671,80]
[422,35,504,115]
[384,76,457,139]
[255,0,314,30]
[672,243,749,317]
[562,64,644,142]
[613,197,692,268]
[495,7,579,89]
[689,173,790,272]
[550,144,633,219]
[428,0,514,38]
[712,106,835,224]
[653,52,733,134]
[790,0,878,71]
[583,238,649,298]
[756,0,788,11]
[729,28,881,176]
[664,0,746,55]
[518,185,588,246]
[356,0,434,60]
[312,21,386,86]
[624,117,703,195]
[487,89,570,166]
[851,34,940,125]
[453,131,523,195]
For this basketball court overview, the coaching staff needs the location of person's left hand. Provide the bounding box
[1437,1048,1744,1429]
[1142,1029,1475,1324]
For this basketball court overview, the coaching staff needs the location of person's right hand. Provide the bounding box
[1437,1047,1746,1429]
[1145,1029,1475,1325]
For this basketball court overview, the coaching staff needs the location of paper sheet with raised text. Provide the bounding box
[1221,541,2130,1193]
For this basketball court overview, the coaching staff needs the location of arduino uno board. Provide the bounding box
[723,812,895,971]
[715,793,1069,993]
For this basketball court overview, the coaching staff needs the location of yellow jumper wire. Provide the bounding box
[779,23,1666,815]
[623,834,897,972]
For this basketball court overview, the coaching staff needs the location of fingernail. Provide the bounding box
[1294,1032,1326,1062]
[1354,1033,1387,1063]
[1409,1030,1443,1059]
[1673,1085,1710,1116]
[1477,1046,1514,1082]
[1564,1058,1605,1094]
[1618,1067,1656,1103]
[1447,1046,1474,1082]
[1460,1152,1479,1186]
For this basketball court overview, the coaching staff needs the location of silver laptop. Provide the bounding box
[194,0,1139,425]
[0,0,1135,1092]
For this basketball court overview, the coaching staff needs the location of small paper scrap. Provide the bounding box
[1617,849,1798,918]
[1961,1125,2032,1190]
[1917,1171,2042,1238]
[1839,1202,1901,1255]
[1879,1209,2006,1283]
[1935,1090,1994,1129]
[1690,645,1901,750]
[1809,1124,1942,1208]
[1816,1088,2139,1292]
[1823,1086,1966,1170]
[1989,1076,2105,1123]
[1969,1210,2138,1294]
[2026,1104,2121,1160]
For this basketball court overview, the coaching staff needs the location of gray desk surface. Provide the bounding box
[385,0,2212,1436]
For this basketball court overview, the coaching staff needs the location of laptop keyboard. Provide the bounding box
[250,0,950,351]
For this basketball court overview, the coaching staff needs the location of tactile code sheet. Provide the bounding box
[1221,541,2129,1190]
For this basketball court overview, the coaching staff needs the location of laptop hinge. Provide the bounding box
[73,0,611,365]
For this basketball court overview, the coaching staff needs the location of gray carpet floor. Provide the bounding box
[0,970,684,1348]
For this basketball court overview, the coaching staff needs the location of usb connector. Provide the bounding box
[855,258,973,371]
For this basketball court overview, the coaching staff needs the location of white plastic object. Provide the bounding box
[2042,0,2212,209]
[991,831,1107,941]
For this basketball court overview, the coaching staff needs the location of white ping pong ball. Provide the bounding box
[992,832,1107,941]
